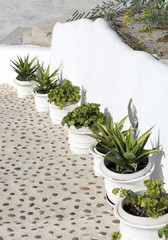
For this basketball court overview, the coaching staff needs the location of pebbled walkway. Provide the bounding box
[0,84,119,240]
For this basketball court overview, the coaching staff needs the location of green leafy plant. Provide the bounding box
[88,115,128,154]
[111,231,122,240]
[10,54,38,81]
[113,179,168,218]
[34,64,59,94]
[102,126,164,173]
[158,223,168,239]
[61,102,107,133]
[48,79,81,110]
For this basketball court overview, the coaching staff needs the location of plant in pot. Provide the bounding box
[48,79,81,125]
[10,54,38,98]
[61,102,107,155]
[33,64,60,112]
[98,125,164,206]
[111,232,122,240]
[88,115,128,176]
[113,179,168,240]
[158,224,168,239]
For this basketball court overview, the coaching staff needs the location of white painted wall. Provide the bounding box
[0,44,50,87]
[50,18,168,188]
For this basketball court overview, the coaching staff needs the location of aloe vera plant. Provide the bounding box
[48,79,81,110]
[10,54,38,81]
[88,115,128,153]
[34,64,59,94]
[102,125,164,173]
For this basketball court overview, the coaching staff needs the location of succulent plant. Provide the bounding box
[61,102,107,133]
[48,79,81,110]
[102,125,164,173]
[34,64,59,94]
[88,115,128,153]
[10,54,38,81]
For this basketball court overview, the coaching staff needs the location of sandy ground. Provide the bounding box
[0,0,103,42]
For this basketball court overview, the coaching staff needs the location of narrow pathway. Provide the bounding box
[0,84,119,240]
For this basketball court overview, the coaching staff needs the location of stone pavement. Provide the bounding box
[0,84,119,240]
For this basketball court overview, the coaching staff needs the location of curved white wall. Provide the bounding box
[50,18,168,188]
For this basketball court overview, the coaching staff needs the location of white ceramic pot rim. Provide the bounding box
[50,101,78,109]
[14,78,35,86]
[33,90,48,97]
[89,143,105,158]
[114,194,168,229]
[100,157,154,182]
[65,124,93,134]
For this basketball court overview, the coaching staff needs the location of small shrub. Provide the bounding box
[48,79,81,110]
[111,231,122,240]
[113,179,168,218]
[61,102,106,133]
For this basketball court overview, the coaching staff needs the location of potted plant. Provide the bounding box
[33,64,59,112]
[89,115,128,176]
[10,54,38,98]
[61,102,107,154]
[113,179,168,240]
[98,124,164,205]
[158,224,168,239]
[48,79,81,124]
[111,232,122,240]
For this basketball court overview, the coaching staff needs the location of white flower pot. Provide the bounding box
[14,78,35,98]
[100,157,155,206]
[65,126,96,155]
[49,102,78,125]
[89,144,104,176]
[33,91,49,112]
[114,195,168,240]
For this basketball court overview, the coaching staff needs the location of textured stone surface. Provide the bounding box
[0,84,119,239]
[111,16,168,62]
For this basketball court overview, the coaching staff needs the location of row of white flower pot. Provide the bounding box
[14,78,167,240]
[14,79,156,205]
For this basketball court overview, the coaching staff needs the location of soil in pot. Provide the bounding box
[95,141,109,155]
[105,156,149,174]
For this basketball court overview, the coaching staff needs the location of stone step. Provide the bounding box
[23,16,69,46]
[0,12,92,46]
[0,27,30,45]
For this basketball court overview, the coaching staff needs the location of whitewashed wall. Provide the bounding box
[50,18,168,188]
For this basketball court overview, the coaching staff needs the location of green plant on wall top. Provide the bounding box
[34,64,59,94]
[113,179,168,218]
[102,125,164,173]
[92,0,168,35]
[48,79,81,110]
[61,102,107,133]
[10,54,38,82]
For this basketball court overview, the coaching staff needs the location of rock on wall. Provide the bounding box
[50,18,168,188]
